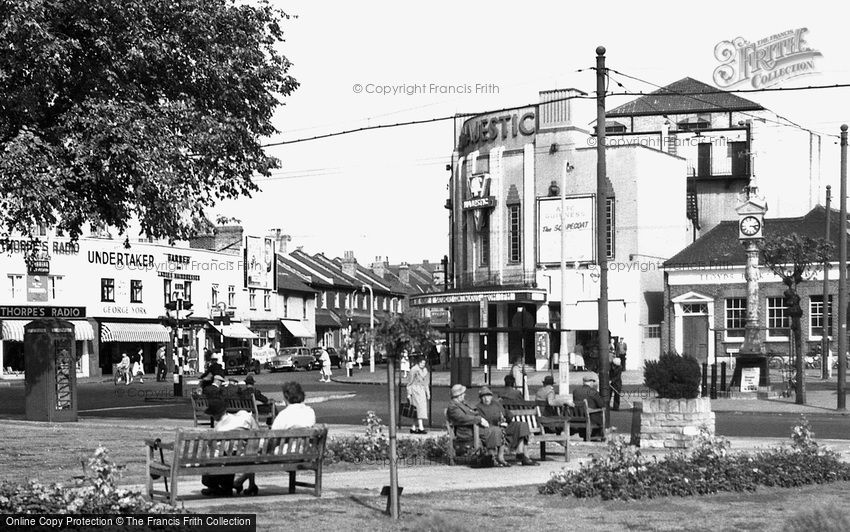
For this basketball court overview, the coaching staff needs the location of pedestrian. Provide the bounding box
[406,357,430,434]
[355,346,363,369]
[609,357,623,411]
[115,353,131,385]
[131,348,144,383]
[617,339,628,368]
[156,345,167,382]
[400,350,410,379]
[319,347,332,383]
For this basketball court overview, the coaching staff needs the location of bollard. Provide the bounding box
[720,362,727,392]
[701,362,708,397]
[709,362,717,399]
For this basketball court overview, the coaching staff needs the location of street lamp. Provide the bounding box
[362,284,375,373]
[559,161,575,399]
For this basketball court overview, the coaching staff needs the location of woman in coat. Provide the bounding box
[406,356,430,434]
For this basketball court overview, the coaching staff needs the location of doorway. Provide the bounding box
[683,315,709,363]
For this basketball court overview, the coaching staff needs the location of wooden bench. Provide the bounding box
[567,399,607,443]
[444,408,480,466]
[501,400,569,462]
[190,394,260,427]
[145,425,328,505]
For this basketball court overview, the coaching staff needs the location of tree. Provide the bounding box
[760,234,833,404]
[0,0,298,243]
[373,312,441,360]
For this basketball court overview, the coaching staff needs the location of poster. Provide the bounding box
[741,367,760,392]
[245,236,275,289]
[537,195,595,264]
[27,275,48,302]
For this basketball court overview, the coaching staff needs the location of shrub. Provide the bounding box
[540,416,850,500]
[644,351,701,399]
[0,447,183,514]
[323,411,448,465]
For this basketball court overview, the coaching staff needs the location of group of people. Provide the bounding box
[199,380,317,497]
[113,349,147,385]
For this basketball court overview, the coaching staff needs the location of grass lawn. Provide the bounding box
[208,483,850,532]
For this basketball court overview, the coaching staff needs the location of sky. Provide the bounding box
[219,0,850,265]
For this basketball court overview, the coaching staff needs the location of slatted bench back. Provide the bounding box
[502,401,542,435]
[190,395,259,427]
[174,426,328,467]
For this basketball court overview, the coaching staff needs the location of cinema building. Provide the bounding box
[411,89,693,371]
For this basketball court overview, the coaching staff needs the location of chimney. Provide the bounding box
[341,250,358,278]
[189,224,243,255]
[371,255,388,278]
[538,88,583,130]
[269,228,292,255]
[399,262,410,285]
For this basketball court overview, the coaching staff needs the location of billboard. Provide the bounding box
[244,236,275,289]
[537,195,595,264]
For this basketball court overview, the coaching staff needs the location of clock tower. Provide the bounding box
[733,183,769,388]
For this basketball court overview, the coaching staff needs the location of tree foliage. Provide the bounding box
[0,0,298,242]
[644,351,701,399]
[373,312,441,360]
[760,234,833,404]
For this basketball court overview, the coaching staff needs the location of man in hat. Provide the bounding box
[498,375,524,403]
[609,357,623,411]
[446,384,504,466]
[572,374,606,439]
[203,374,226,401]
[534,375,573,417]
[476,386,537,466]
[200,397,260,496]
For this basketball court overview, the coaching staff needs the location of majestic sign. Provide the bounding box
[411,290,547,306]
[0,306,86,318]
[713,28,822,89]
[458,110,536,151]
[245,236,275,289]
[463,174,496,232]
[537,195,595,264]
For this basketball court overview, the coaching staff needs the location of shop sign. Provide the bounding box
[27,275,49,302]
[458,110,536,151]
[0,305,86,318]
[412,290,547,306]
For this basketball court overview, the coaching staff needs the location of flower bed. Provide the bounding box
[540,417,850,500]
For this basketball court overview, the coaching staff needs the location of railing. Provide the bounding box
[457,270,537,289]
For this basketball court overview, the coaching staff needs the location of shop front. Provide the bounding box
[97,320,171,375]
[280,319,315,348]
[1,317,95,378]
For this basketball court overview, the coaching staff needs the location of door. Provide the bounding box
[697,143,712,177]
[683,315,709,363]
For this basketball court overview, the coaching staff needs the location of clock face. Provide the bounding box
[740,215,761,237]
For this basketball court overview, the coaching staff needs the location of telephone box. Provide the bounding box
[24,319,78,422]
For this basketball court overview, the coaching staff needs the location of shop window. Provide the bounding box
[767,297,790,338]
[263,290,271,311]
[101,278,115,302]
[130,280,143,303]
[249,289,257,310]
[8,274,24,301]
[725,298,746,339]
[228,285,235,307]
[508,204,521,263]
[163,279,172,305]
[810,295,834,340]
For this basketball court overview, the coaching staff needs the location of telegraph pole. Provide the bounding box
[837,124,847,410]
[595,46,610,414]
[822,185,831,380]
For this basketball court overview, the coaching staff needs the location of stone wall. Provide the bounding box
[637,397,715,449]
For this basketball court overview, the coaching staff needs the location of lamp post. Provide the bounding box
[559,161,575,398]
[362,284,375,373]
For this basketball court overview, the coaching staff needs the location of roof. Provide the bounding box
[276,271,317,295]
[664,206,841,268]
[289,250,359,289]
[606,77,765,118]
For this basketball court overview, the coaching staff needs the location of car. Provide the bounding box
[311,347,343,369]
[222,347,261,375]
[268,347,314,372]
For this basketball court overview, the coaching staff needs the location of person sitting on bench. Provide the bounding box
[476,386,538,466]
[497,375,524,402]
[572,375,606,440]
[200,397,260,497]
[446,384,506,467]
[534,375,573,434]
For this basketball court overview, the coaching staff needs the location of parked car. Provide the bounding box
[269,347,315,372]
[222,347,261,375]
[311,347,343,369]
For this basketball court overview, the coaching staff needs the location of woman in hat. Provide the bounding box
[446,384,505,467]
[406,357,430,434]
[476,386,538,466]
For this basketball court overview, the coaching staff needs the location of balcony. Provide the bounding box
[686,141,750,179]
[457,270,537,290]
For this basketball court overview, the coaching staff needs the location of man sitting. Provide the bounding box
[446,384,505,467]
[243,373,272,424]
[497,374,524,403]
[200,397,260,497]
[476,386,537,466]
[572,375,606,440]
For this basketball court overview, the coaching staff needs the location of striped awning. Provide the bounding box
[281,319,315,338]
[100,322,171,343]
[210,322,258,340]
[1,320,95,342]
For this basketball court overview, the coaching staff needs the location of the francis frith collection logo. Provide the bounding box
[713,28,822,89]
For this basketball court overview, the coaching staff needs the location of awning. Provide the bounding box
[281,319,315,338]
[100,322,171,343]
[2,320,96,342]
[315,309,342,329]
[210,322,258,340]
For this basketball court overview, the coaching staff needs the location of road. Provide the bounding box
[1,368,848,439]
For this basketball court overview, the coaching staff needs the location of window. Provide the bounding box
[334,292,340,308]
[508,204,521,263]
[101,278,115,302]
[163,279,172,305]
[383,297,388,311]
[606,197,615,259]
[227,285,235,307]
[252,330,269,348]
[249,289,257,310]
[810,295,834,339]
[480,212,490,266]
[605,124,627,134]
[130,280,143,303]
[49,275,63,300]
[767,297,790,338]
[302,299,307,319]
[725,298,747,339]
[8,274,24,300]
[183,281,192,303]
[681,303,707,315]
[321,291,327,309]
[645,325,661,338]
[211,284,219,305]
[283,297,289,318]
[263,290,271,311]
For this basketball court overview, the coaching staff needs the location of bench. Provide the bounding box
[501,400,569,462]
[145,425,328,505]
[444,408,480,466]
[567,399,607,443]
[190,394,260,427]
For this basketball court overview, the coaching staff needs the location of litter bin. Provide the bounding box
[450,357,471,387]
[24,319,77,422]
